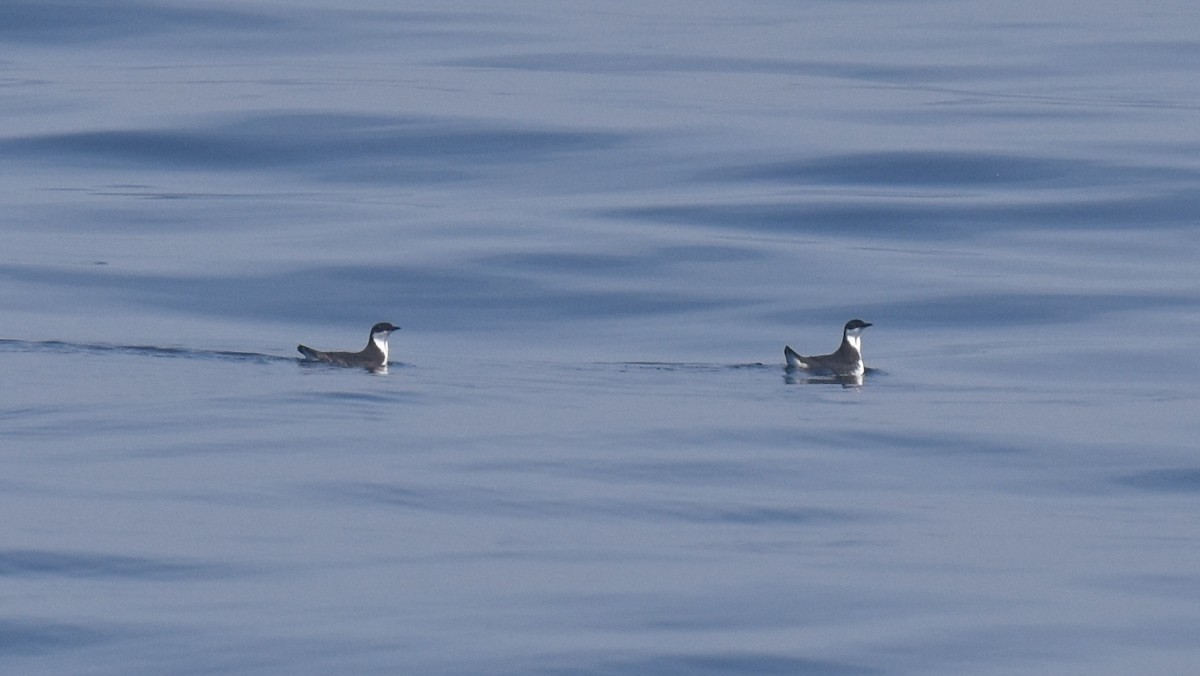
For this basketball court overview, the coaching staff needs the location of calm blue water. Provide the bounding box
[3,2,1200,674]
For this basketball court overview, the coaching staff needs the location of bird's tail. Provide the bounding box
[297,344,323,361]
[783,345,806,369]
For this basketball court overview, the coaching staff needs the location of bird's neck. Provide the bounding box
[843,332,862,354]
[371,334,389,362]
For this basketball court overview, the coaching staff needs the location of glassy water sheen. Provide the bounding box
[3,2,1199,674]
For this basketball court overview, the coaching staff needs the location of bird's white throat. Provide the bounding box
[844,331,863,352]
[372,333,390,362]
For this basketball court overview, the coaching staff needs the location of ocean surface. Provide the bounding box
[3,1,1200,674]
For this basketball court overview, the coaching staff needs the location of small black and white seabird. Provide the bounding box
[784,319,872,377]
[297,322,400,371]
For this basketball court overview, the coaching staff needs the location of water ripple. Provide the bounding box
[1115,468,1200,493]
[319,481,855,526]
[607,188,1200,238]
[0,264,733,328]
[0,548,238,580]
[716,151,1197,188]
[0,112,626,184]
[0,619,107,657]
[0,338,292,365]
[0,1,280,43]
[564,653,881,676]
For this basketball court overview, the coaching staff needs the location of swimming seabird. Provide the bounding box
[297,322,400,370]
[784,319,871,377]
